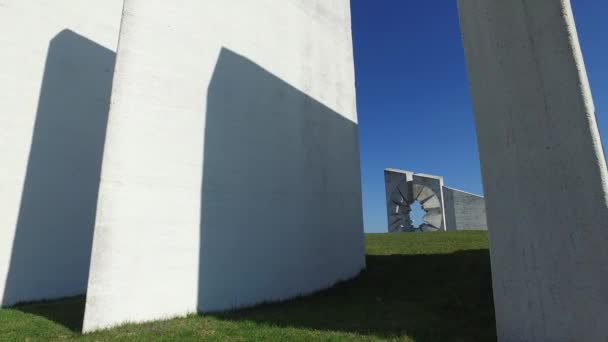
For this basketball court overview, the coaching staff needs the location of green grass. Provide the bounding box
[0,232,495,341]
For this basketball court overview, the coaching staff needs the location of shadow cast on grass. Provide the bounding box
[210,249,496,341]
[11,295,86,332]
[5,250,495,340]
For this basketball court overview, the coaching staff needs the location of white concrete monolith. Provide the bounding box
[83,0,365,332]
[458,1,608,340]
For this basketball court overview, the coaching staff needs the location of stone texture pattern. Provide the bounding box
[385,169,487,233]
[385,169,449,232]
[412,174,446,231]
[384,169,414,232]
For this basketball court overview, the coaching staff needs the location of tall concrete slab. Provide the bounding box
[83,0,365,332]
[0,1,123,306]
[458,0,608,340]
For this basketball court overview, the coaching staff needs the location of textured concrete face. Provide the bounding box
[384,169,447,232]
[384,169,414,232]
[83,0,364,332]
[443,187,487,231]
[0,1,122,307]
[412,174,446,232]
[458,0,608,340]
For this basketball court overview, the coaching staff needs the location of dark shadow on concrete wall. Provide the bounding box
[443,189,457,232]
[2,30,115,320]
[198,48,365,311]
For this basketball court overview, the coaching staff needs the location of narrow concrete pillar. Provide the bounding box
[458,1,608,340]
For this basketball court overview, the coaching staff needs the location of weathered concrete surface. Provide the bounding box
[384,169,414,232]
[458,0,608,340]
[0,0,122,307]
[384,169,446,232]
[412,174,446,231]
[443,187,487,231]
[83,0,364,332]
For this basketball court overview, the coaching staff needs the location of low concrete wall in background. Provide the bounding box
[443,187,487,231]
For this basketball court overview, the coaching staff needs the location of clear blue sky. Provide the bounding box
[350,1,608,233]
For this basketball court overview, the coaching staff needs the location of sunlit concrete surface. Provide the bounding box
[83,0,365,332]
[458,0,608,340]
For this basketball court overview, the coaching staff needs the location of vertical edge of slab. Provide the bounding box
[457,0,608,340]
[0,0,122,308]
[83,0,364,332]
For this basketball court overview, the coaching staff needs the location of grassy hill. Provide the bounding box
[0,232,495,341]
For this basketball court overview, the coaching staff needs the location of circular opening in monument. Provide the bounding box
[409,200,426,229]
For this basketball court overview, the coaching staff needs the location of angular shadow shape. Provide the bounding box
[3,250,493,339]
[11,295,86,332]
[199,48,365,311]
[2,30,115,330]
[210,249,496,341]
